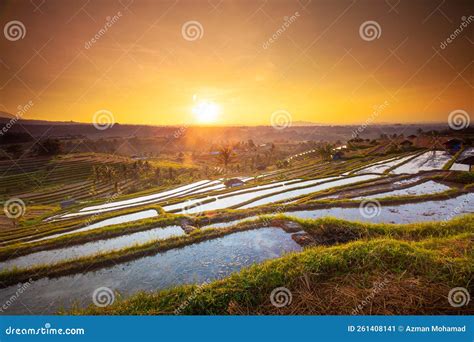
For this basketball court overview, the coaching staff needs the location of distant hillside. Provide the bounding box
[0,111,85,126]
[0,112,454,142]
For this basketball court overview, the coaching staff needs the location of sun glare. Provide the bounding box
[192,101,220,124]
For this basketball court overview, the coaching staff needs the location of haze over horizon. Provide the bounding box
[1,0,472,126]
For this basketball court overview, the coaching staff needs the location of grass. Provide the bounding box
[0,203,165,244]
[0,222,266,286]
[2,184,471,260]
[443,147,464,170]
[230,174,383,209]
[2,149,472,315]
[1,214,472,290]
[71,232,473,315]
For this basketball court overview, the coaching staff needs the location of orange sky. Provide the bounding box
[0,0,472,126]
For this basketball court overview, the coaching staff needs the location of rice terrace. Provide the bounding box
[0,125,473,315]
[0,0,473,325]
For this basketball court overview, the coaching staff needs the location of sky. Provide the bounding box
[0,0,472,126]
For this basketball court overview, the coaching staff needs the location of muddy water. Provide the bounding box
[0,227,301,314]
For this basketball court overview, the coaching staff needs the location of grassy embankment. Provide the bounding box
[2,178,472,261]
[71,215,473,315]
[1,215,472,290]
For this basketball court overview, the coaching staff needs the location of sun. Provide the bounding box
[192,101,220,124]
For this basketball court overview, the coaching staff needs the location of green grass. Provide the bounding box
[2,214,472,290]
[2,184,471,259]
[71,232,473,315]
[443,148,464,170]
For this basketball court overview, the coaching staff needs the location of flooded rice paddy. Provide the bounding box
[0,227,301,314]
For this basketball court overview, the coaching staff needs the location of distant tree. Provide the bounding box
[5,144,24,159]
[216,145,235,170]
[36,139,62,156]
[316,143,334,161]
[168,167,174,180]
[247,139,256,150]
[155,167,161,179]
[0,132,33,145]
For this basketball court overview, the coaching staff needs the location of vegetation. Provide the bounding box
[2,214,472,290]
[215,145,235,170]
[72,225,473,315]
[1,130,473,315]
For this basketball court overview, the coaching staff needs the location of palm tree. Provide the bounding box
[316,143,334,161]
[216,145,235,170]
